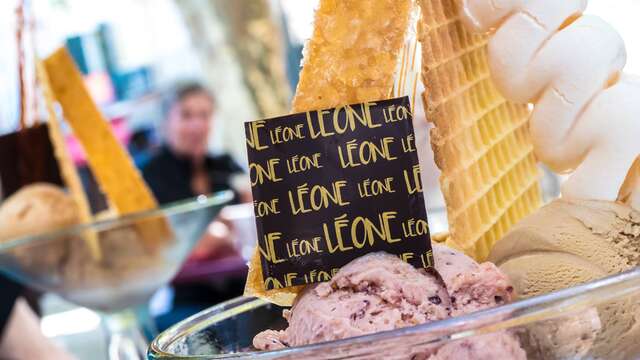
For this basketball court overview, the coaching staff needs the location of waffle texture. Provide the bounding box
[418,0,542,260]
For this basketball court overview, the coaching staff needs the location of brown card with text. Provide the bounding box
[245,97,433,293]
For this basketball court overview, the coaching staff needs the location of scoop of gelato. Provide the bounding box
[255,252,451,350]
[0,183,79,241]
[253,244,522,359]
[0,183,79,272]
[435,244,514,315]
[490,198,640,359]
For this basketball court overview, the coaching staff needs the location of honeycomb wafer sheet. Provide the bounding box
[418,0,542,260]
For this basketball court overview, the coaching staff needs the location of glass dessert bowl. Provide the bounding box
[149,266,640,360]
[0,191,233,360]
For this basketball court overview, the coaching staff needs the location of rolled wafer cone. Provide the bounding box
[245,0,416,306]
[417,0,542,260]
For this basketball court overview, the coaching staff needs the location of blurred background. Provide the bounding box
[0,0,638,358]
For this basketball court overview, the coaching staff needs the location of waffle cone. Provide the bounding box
[417,0,542,260]
[245,0,415,305]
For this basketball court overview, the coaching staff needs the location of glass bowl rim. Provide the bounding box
[0,190,234,252]
[149,266,640,359]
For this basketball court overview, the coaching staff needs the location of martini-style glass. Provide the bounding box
[0,191,234,360]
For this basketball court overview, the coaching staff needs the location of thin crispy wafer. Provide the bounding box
[245,251,303,306]
[36,60,101,260]
[418,0,542,260]
[43,48,171,250]
[245,0,415,306]
[291,0,414,113]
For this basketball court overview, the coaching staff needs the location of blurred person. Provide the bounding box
[143,82,248,205]
[0,276,75,359]
[143,82,250,330]
[143,82,250,259]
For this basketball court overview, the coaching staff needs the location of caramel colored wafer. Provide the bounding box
[245,251,303,307]
[418,0,542,260]
[245,0,415,306]
[43,48,171,250]
[291,0,414,113]
[36,60,101,260]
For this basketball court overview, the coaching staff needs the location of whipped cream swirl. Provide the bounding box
[460,0,640,208]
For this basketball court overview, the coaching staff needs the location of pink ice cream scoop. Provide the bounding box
[435,244,514,316]
[253,244,523,359]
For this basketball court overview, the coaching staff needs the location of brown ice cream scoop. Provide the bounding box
[0,183,80,273]
[490,198,640,359]
[0,183,80,242]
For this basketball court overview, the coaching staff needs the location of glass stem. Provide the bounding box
[103,307,152,360]
[135,303,159,340]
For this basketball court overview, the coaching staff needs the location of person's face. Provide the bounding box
[166,92,214,159]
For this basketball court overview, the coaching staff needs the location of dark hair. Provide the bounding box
[162,81,215,116]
